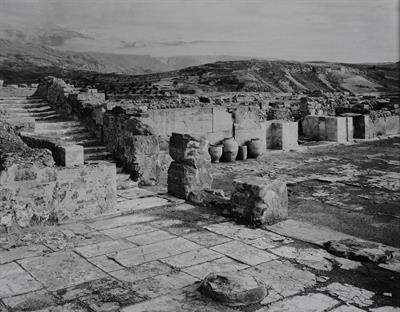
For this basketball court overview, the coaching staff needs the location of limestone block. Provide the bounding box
[318,116,326,140]
[234,122,267,151]
[231,178,288,226]
[212,107,233,133]
[301,116,319,139]
[386,116,400,135]
[169,133,210,168]
[267,121,298,150]
[56,144,84,167]
[124,135,160,155]
[325,116,348,142]
[167,161,212,199]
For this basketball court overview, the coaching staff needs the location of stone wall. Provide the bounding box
[353,115,400,139]
[301,116,353,142]
[0,120,116,229]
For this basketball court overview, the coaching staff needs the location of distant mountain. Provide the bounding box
[71,59,399,95]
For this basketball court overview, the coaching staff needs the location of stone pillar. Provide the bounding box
[267,120,298,150]
[167,133,213,199]
[231,177,288,226]
[56,144,84,167]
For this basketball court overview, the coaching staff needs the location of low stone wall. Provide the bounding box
[301,116,353,142]
[353,115,400,139]
[0,120,116,229]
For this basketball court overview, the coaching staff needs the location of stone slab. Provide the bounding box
[100,223,156,239]
[18,251,106,290]
[88,214,157,231]
[126,230,176,245]
[331,305,365,312]
[256,293,338,312]
[183,231,232,247]
[0,262,42,298]
[115,197,170,214]
[128,272,198,298]
[182,257,249,279]
[266,219,356,246]
[318,282,375,307]
[2,290,57,311]
[111,261,173,283]
[161,248,223,269]
[0,244,51,264]
[87,255,124,272]
[74,239,136,258]
[243,259,317,304]
[211,241,277,266]
[112,237,202,267]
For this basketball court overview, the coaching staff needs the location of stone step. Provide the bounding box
[3,106,54,113]
[84,146,109,153]
[0,102,49,108]
[34,127,88,136]
[72,138,102,147]
[84,151,113,161]
[4,111,59,119]
[35,121,83,129]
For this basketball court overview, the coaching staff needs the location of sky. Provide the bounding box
[0,0,399,62]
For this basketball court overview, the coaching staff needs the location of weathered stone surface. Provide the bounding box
[324,238,394,264]
[0,244,51,264]
[111,261,173,282]
[182,256,249,279]
[57,144,84,167]
[88,214,156,231]
[112,237,201,267]
[256,293,338,312]
[128,272,198,298]
[126,230,176,245]
[87,255,124,272]
[370,307,400,312]
[267,120,298,150]
[271,246,334,271]
[161,248,223,269]
[231,178,288,226]
[318,282,375,307]
[266,219,356,246]
[74,239,136,258]
[243,260,317,304]
[2,290,58,311]
[200,271,267,306]
[169,133,210,167]
[167,161,212,199]
[18,251,106,290]
[183,231,232,247]
[211,241,277,266]
[100,223,156,239]
[115,197,170,214]
[330,305,365,312]
[0,262,42,298]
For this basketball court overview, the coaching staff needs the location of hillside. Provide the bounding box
[69,59,399,95]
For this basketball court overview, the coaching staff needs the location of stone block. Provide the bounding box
[234,122,267,150]
[231,177,288,226]
[212,107,233,133]
[301,116,319,139]
[56,144,84,167]
[384,116,400,135]
[267,121,298,150]
[353,115,370,139]
[169,133,210,168]
[167,162,212,199]
[325,116,348,142]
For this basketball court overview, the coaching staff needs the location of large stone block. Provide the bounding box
[231,178,288,226]
[169,133,210,168]
[212,107,233,133]
[267,120,298,150]
[234,122,267,151]
[386,115,400,135]
[167,161,212,199]
[56,144,84,167]
[301,116,319,139]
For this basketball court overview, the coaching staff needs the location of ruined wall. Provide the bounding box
[0,120,116,229]
[353,115,400,139]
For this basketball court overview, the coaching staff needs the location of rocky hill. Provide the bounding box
[69,59,399,95]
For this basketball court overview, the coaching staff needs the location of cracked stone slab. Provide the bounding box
[270,246,334,271]
[183,231,232,247]
[255,293,338,312]
[331,305,365,312]
[128,272,198,298]
[318,282,375,307]
[205,222,292,249]
[55,276,144,308]
[112,237,202,267]
[370,307,400,312]
[0,244,51,264]
[88,214,157,231]
[32,302,88,312]
[115,197,171,213]
[0,262,43,298]
[211,241,278,266]
[74,239,136,258]
[2,290,58,311]
[100,224,157,239]
[87,255,124,272]
[126,230,176,245]
[121,286,237,312]
[161,248,223,269]
[266,219,356,246]
[111,261,173,283]
[243,259,317,305]
[18,251,106,290]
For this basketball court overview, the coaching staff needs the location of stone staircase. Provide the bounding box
[0,95,135,190]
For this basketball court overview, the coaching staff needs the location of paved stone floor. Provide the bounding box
[1,181,399,311]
